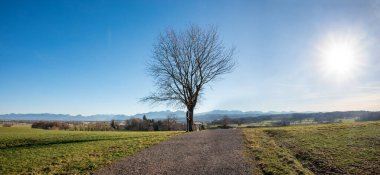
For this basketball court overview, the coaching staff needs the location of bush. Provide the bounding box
[272,120,291,127]
[31,121,69,130]
[2,123,13,127]
[124,115,186,131]
[69,122,114,131]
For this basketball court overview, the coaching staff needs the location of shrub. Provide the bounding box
[2,123,13,127]
[31,121,69,130]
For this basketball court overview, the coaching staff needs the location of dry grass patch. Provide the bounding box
[243,121,380,175]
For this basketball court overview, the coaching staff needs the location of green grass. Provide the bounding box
[0,126,182,174]
[243,121,380,175]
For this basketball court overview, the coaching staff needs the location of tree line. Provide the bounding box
[115,114,185,131]
[29,115,185,131]
[211,111,380,127]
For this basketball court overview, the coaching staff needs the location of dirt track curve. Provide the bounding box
[93,129,251,175]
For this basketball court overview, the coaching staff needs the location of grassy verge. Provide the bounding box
[243,121,380,175]
[0,126,182,174]
[243,129,313,175]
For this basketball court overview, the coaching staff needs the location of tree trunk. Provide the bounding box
[186,111,189,132]
[186,109,194,132]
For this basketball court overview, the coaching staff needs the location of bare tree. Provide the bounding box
[221,116,230,129]
[164,114,178,131]
[110,119,117,130]
[142,25,235,131]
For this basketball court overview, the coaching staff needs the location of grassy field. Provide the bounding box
[243,121,380,175]
[0,126,182,174]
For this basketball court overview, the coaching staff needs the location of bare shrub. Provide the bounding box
[2,123,13,127]
[31,121,69,130]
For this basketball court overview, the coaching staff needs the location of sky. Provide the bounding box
[0,0,379,115]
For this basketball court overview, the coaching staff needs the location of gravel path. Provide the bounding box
[93,129,251,175]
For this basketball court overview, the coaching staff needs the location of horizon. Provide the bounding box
[1,109,379,117]
[1,0,379,115]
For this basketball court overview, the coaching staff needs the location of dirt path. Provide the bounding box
[93,129,251,175]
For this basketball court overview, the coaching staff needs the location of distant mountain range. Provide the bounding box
[0,110,295,122]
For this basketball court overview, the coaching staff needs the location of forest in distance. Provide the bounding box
[2,110,380,131]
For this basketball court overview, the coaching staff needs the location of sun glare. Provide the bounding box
[318,31,365,81]
[323,41,356,74]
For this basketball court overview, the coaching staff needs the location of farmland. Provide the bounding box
[243,121,380,175]
[0,126,182,174]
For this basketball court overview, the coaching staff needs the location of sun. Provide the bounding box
[322,41,356,74]
[318,32,365,80]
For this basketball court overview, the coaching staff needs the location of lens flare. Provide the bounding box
[323,41,356,74]
[317,31,366,81]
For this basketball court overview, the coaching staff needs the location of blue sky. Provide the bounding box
[1,0,379,115]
